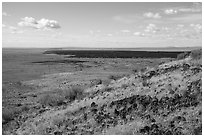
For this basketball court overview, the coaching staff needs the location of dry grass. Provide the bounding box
[39,86,85,107]
[177,52,189,60]
[63,86,85,101]
[2,108,22,123]
[108,74,124,81]
[38,94,65,107]
[104,119,145,135]
[190,49,202,59]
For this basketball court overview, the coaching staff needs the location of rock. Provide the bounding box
[140,126,150,134]
[151,123,159,130]
[169,89,175,94]
[54,131,63,135]
[114,109,119,116]
[91,102,98,108]
[91,108,98,114]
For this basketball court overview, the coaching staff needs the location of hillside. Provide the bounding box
[2,50,202,135]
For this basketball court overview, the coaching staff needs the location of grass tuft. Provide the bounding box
[38,94,65,107]
[63,86,85,102]
[2,108,21,124]
[108,74,123,81]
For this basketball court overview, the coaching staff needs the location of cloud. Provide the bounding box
[9,26,17,31]
[161,27,170,32]
[133,32,145,37]
[164,9,178,15]
[143,12,161,19]
[2,24,6,27]
[178,8,201,13]
[107,34,113,37]
[177,24,184,28]
[2,12,10,16]
[190,24,202,33]
[121,29,130,33]
[18,17,61,30]
[179,2,202,13]
[166,23,202,40]
[144,24,160,33]
[164,3,201,15]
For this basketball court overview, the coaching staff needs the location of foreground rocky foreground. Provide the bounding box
[3,51,202,135]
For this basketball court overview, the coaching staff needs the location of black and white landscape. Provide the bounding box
[2,2,202,135]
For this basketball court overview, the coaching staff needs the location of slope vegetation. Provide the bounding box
[3,50,202,135]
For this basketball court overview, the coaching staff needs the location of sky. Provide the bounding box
[2,2,202,48]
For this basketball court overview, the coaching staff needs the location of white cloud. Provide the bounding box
[2,12,10,16]
[161,27,170,32]
[18,17,61,30]
[178,8,198,13]
[164,9,178,15]
[143,12,161,19]
[190,24,202,33]
[178,3,201,13]
[178,8,191,12]
[9,26,17,31]
[107,34,113,37]
[133,32,145,37]
[121,29,130,33]
[164,3,201,15]
[144,24,159,33]
[177,24,184,28]
[2,24,6,27]
[133,32,140,35]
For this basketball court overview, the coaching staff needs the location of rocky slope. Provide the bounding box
[4,53,202,135]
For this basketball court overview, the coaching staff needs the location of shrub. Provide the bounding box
[2,109,15,123]
[90,79,102,87]
[121,84,128,89]
[16,81,22,86]
[104,86,113,92]
[177,52,189,60]
[63,86,84,102]
[102,79,112,86]
[108,74,123,81]
[52,116,66,128]
[21,105,30,112]
[39,86,85,107]
[140,68,146,73]
[142,80,149,87]
[132,69,138,73]
[2,108,21,123]
[190,49,202,59]
[39,94,65,107]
